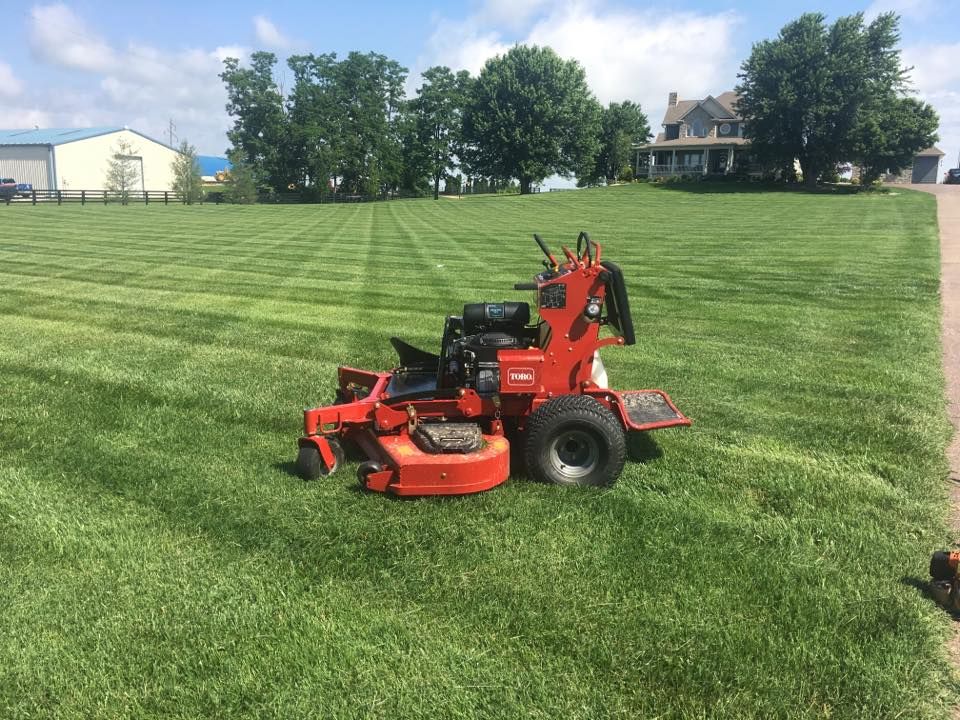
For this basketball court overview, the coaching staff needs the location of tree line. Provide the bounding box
[215,10,935,197]
[219,45,648,197]
[737,11,938,186]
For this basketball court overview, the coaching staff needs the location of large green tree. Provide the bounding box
[854,95,939,184]
[226,51,407,197]
[462,45,602,194]
[220,52,290,193]
[286,52,341,193]
[583,100,650,185]
[408,66,471,199]
[736,12,934,187]
[331,52,407,195]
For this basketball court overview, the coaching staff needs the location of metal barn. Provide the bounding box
[0,127,180,191]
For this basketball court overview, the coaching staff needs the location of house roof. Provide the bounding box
[916,146,945,157]
[0,126,171,148]
[663,100,698,125]
[714,91,740,115]
[197,155,232,176]
[661,91,741,126]
[639,135,750,149]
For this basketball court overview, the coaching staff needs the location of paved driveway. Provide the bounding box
[917,184,960,497]
[915,184,960,714]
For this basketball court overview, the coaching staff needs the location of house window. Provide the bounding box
[719,123,731,136]
[686,118,706,137]
[678,151,702,168]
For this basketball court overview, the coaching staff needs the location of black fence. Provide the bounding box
[2,186,536,207]
[2,189,197,206]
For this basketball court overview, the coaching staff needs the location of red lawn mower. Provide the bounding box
[296,232,690,496]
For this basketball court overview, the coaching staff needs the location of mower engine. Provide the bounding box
[439,302,532,393]
[296,232,691,496]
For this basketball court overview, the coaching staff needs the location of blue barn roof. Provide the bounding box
[197,155,232,176]
[0,127,170,147]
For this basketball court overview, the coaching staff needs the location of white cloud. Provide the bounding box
[477,0,551,31]
[865,0,936,22]
[253,15,292,50]
[0,62,23,98]
[526,5,738,108]
[903,42,960,93]
[903,42,960,172]
[416,0,739,125]
[419,17,509,78]
[214,45,248,63]
[0,106,52,128]
[19,4,248,153]
[29,3,115,72]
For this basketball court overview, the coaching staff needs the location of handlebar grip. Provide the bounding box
[514,282,538,291]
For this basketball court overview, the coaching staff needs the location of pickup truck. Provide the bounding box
[16,182,32,197]
[0,177,16,200]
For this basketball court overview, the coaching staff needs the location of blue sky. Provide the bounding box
[1,0,958,172]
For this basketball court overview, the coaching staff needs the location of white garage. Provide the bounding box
[0,127,180,191]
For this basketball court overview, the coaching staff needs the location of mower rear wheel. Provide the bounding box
[297,439,344,481]
[524,395,626,487]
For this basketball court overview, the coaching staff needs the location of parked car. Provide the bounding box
[16,182,32,197]
[0,177,16,199]
[946,168,960,185]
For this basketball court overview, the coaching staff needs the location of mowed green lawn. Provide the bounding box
[0,184,954,718]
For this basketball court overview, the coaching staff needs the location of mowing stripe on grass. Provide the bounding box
[0,185,954,718]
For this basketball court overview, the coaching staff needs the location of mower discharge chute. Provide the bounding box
[297,233,690,496]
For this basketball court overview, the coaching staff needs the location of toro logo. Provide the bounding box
[507,368,536,386]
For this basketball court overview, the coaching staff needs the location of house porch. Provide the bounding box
[633,146,740,178]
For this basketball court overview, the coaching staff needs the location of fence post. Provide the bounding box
[104,191,108,206]
[164,191,168,205]
[144,191,148,205]
[31,190,36,206]
[81,190,85,206]
[57,190,62,206]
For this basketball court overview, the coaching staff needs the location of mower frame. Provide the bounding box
[298,233,690,495]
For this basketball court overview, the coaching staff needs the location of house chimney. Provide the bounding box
[668,92,678,107]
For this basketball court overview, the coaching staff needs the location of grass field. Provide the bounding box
[0,184,955,718]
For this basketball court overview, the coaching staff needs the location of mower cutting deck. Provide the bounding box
[297,232,690,496]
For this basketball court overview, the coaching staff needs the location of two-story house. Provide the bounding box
[635,91,749,178]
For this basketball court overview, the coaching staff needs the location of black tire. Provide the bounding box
[297,439,344,481]
[356,460,383,491]
[524,395,626,487]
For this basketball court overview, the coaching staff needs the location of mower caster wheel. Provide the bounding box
[524,395,626,487]
[297,439,345,481]
[356,461,384,491]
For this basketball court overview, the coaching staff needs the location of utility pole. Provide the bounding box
[167,118,178,148]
